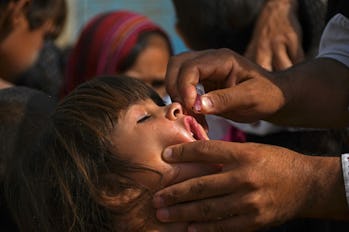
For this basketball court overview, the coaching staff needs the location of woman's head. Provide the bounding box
[63,10,173,98]
[0,0,67,80]
[8,76,210,231]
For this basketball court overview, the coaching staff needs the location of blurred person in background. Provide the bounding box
[0,0,67,90]
[62,10,173,103]
[0,87,55,231]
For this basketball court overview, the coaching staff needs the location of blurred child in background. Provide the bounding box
[62,10,173,102]
[0,0,66,89]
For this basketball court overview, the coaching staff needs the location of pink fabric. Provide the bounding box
[62,10,171,97]
[222,125,246,142]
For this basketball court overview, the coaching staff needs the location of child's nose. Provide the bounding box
[166,102,183,120]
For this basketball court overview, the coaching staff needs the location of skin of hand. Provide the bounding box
[166,48,349,128]
[0,78,13,89]
[244,0,304,71]
[153,140,349,232]
[165,48,285,123]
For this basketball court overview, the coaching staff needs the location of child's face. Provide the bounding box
[124,34,170,98]
[111,99,209,187]
[0,10,53,79]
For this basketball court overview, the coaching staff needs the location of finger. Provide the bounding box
[162,140,243,164]
[154,171,239,208]
[254,45,272,71]
[168,163,222,185]
[175,49,240,110]
[197,85,253,116]
[189,214,260,232]
[244,41,256,61]
[286,32,305,64]
[196,77,275,123]
[272,43,293,70]
[156,192,250,222]
[166,51,201,104]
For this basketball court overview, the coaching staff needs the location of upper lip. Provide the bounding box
[184,116,208,140]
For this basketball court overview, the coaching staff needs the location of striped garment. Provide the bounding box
[62,10,171,97]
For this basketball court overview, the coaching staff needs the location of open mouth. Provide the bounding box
[184,116,209,141]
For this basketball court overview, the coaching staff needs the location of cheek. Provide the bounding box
[19,33,43,67]
[0,32,42,77]
[118,122,192,188]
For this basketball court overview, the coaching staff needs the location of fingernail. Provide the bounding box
[153,195,165,208]
[157,208,170,221]
[201,96,213,110]
[163,148,173,161]
[193,94,202,112]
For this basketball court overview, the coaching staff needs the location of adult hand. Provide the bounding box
[244,0,304,71]
[166,48,285,123]
[0,78,13,89]
[153,140,348,232]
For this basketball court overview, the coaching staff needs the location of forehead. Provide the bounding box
[126,34,170,78]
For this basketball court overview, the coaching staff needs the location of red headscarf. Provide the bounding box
[62,10,171,97]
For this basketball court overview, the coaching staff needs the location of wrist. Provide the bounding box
[300,156,349,219]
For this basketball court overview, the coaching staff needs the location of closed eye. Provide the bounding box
[137,114,151,123]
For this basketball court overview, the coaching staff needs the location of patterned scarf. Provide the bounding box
[62,10,171,97]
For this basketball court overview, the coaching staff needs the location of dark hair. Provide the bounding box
[24,0,67,39]
[0,86,55,231]
[15,40,67,100]
[5,76,165,231]
[0,0,19,41]
[0,0,67,41]
[172,0,264,54]
[172,0,327,57]
[118,30,173,73]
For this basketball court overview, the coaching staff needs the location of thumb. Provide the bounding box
[196,88,241,115]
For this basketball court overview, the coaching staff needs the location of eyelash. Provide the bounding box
[137,114,151,123]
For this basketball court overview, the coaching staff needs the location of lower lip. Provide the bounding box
[184,116,205,140]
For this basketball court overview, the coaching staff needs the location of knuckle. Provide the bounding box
[161,188,182,205]
[188,140,212,159]
[244,194,265,216]
[189,178,207,196]
[180,61,199,77]
[241,142,257,156]
[213,92,233,113]
[172,144,185,161]
[198,200,214,219]
[196,141,213,156]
